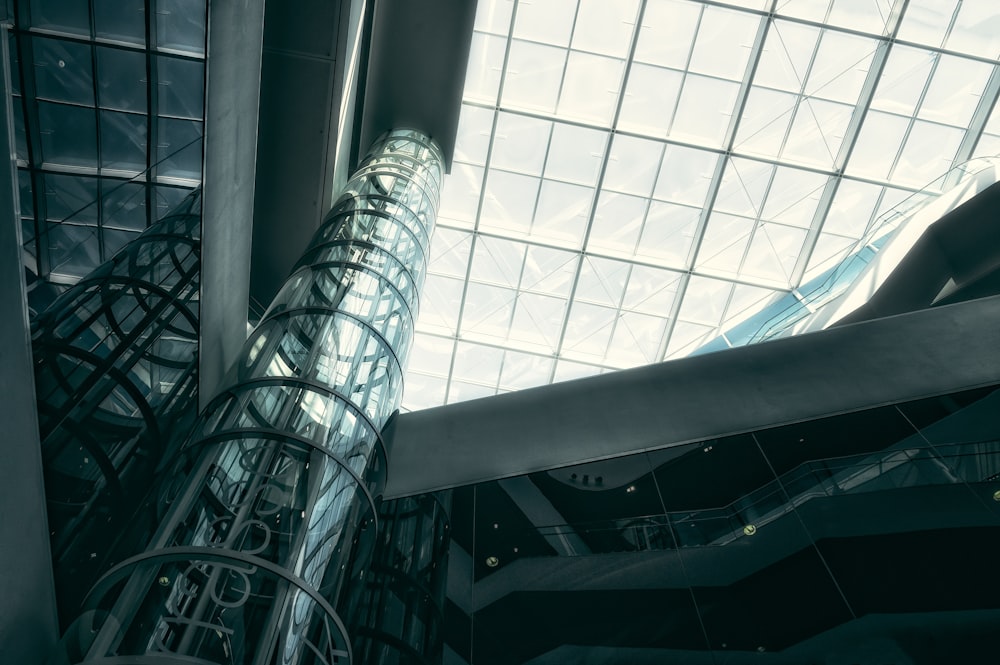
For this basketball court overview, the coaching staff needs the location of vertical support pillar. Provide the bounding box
[57,130,443,665]
[199,0,265,408]
[0,19,59,664]
[33,193,202,624]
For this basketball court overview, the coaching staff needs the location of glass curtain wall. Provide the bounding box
[55,129,443,665]
[34,190,202,626]
[344,493,452,665]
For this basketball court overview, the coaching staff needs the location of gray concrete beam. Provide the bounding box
[357,0,477,171]
[198,0,265,407]
[0,24,59,661]
[386,294,1000,498]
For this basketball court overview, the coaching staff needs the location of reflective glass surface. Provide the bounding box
[447,385,1000,663]
[12,0,206,287]
[404,0,1000,410]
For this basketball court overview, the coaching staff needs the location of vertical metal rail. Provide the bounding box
[57,129,442,665]
[34,190,202,626]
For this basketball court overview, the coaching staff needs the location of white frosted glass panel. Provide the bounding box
[475,0,514,35]
[761,168,827,228]
[480,170,540,234]
[735,87,797,159]
[408,334,455,376]
[545,124,607,186]
[603,134,663,196]
[653,145,718,207]
[670,75,740,147]
[402,373,448,410]
[520,246,577,297]
[870,46,934,117]
[553,359,603,382]
[575,256,630,307]
[947,0,1000,59]
[805,31,877,104]
[562,301,616,359]
[894,121,963,186]
[502,40,564,114]
[828,0,895,35]
[513,0,577,46]
[688,6,759,81]
[491,112,551,176]
[634,0,700,69]
[822,179,882,237]
[590,190,646,254]
[452,341,504,384]
[453,104,494,166]
[917,55,993,128]
[755,21,818,92]
[847,111,908,180]
[696,212,755,276]
[439,163,483,228]
[618,64,683,137]
[782,98,851,168]
[462,282,516,337]
[572,0,639,58]
[499,350,555,390]
[427,229,474,279]
[775,0,832,23]
[558,52,624,125]
[678,275,733,325]
[470,236,525,287]
[741,222,807,285]
[637,201,700,269]
[510,292,567,351]
[418,274,465,334]
[897,0,955,48]
[465,33,506,104]
[607,311,667,366]
[532,180,592,245]
[623,265,682,314]
[714,158,773,218]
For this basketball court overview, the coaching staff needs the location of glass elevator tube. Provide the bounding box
[34,191,202,625]
[56,130,443,665]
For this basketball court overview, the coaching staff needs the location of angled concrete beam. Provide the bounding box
[386,295,1000,498]
[0,25,58,660]
[357,0,477,171]
[199,0,266,407]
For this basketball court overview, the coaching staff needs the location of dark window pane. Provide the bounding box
[45,173,98,224]
[156,0,206,55]
[103,182,148,231]
[157,55,204,119]
[28,0,90,36]
[18,169,33,219]
[38,101,98,168]
[103,228,139,258]
[100,110,147,173]
[33,37,95,106]
[97,46,147,112]
[13,100,27,161]
[157,117,202,181]
[47,222,100,279]
[94,0,146,46]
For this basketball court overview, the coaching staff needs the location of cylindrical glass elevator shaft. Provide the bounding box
[56,129,443,665]
[34,191,202,625]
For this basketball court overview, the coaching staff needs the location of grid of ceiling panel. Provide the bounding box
[403,0,1000,411]
[12,0,206,286]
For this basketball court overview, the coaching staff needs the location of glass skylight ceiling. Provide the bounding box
[402,0,1000,411]
[12,0,206,292]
